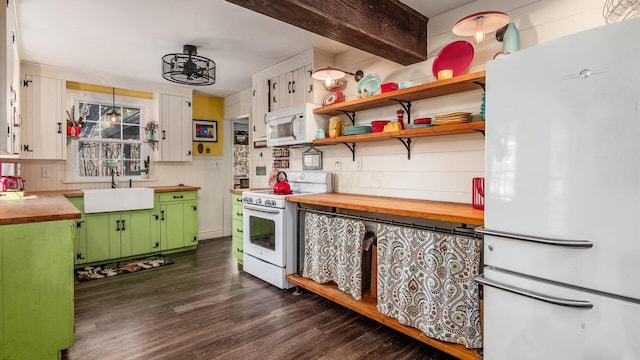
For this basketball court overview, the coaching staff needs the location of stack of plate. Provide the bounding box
[343,125,372,135]
[434,112,472,125]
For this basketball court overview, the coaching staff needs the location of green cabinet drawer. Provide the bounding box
[158,191,197,202]
[233,218,244,239]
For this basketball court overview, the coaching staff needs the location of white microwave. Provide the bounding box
[266,103,326,147]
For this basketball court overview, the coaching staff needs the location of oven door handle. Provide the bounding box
[244,204,281,214]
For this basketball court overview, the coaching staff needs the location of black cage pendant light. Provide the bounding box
[106,87,120,124]
[162,45,216,86]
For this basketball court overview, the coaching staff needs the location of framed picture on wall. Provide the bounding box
[193,120,218,142]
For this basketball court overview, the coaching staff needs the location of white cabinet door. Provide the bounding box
[21,74,65,160]
[251,76,268,141]
[159,94,192,162]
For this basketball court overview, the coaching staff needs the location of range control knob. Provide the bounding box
[255,198,262,204]
[265,200,274,206]
[243,197,253,203]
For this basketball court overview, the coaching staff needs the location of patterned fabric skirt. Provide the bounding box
[376,224,482,349]
[302,213,366,300]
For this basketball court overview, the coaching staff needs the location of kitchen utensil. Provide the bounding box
[432,40,474,78]
[273,171,292,195]
[356,73,381,96]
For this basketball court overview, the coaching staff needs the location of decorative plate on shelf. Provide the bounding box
[432,40,474,78]
[356,73,382,96]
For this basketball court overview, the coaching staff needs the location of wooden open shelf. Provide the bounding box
[313,121,485,145]
[287,275,482,360]
[313,71,486,116]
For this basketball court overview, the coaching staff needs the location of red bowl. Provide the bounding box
[371,120,390,126]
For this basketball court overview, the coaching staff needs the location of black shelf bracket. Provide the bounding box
[390,99,412,124]
[395,138,413,159]
[341,142,357,161]
[341,111,356,125]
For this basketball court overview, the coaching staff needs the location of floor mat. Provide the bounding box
[75,255,174,282]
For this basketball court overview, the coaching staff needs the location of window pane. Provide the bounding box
[103,123,122,139]
[122,108,140,124]
[123,125,140,140]
[102,143,121,158]
[79,121,100,138]
[123,143,141,160]
[78,141,101,160]
[77,159,103,177]
[122,160,142,176]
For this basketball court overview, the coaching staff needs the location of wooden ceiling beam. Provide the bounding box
[225,0,428,66]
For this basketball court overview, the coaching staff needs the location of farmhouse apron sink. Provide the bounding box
[83,188,154,213]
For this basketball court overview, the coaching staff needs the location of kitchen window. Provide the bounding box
[68,90,151,180]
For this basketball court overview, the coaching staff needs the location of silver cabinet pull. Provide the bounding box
[475,227,593,248]
[475,275,593,308]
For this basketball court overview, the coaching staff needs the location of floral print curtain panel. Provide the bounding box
[376,224,482,349]
[302,213,366,300]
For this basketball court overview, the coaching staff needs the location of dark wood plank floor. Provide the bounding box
[62,237,460,360]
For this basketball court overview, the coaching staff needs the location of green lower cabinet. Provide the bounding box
[232,193,244,264]
[69,190,197,266]
[2,220,74,360]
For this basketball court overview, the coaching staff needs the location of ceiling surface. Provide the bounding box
[15,0,474,98]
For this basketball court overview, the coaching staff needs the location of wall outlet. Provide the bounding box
[41,167,50,178]
[334,160,342,171]
[355,158,362,171]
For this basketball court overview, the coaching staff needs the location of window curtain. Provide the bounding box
[376,224,482,349]
[302,213,366,300]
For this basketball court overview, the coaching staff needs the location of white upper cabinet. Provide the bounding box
[21,74,66,160]
[1,0,21,158]
[159,93,192,162]
[251,48,334,142]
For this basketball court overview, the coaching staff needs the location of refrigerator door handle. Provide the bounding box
[475,227,593,248]
[475,275,594,308]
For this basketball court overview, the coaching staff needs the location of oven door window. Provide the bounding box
[248,215,276,251]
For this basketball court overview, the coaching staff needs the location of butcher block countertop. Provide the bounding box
[0,186,201,226]
[0,192,81,225]
[286,192,484,226]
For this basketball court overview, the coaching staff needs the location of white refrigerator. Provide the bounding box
[479,18,640,360]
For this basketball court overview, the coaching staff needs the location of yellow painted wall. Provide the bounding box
[192,93,224,156]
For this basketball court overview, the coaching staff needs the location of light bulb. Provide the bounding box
[474,16,485,44]
[109,113,118,124]
[325,77,332,88]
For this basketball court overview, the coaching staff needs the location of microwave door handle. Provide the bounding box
[474,275,593,308]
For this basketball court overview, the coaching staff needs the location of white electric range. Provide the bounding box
[242,171,332,289]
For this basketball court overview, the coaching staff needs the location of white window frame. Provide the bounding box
[66,89,152,183]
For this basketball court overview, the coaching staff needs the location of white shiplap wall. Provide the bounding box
[249,0,607,204]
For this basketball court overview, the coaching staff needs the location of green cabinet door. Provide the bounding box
[121,210,155,257]
[160,201,198,250]
[85,213,116,263]
[2,220,74,359]
[68,197,88,264]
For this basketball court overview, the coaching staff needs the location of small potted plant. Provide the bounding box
[144,121,158,140]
